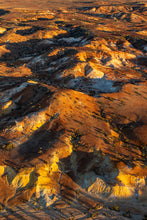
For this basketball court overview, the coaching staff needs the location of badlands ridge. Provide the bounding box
[0,1,147,219]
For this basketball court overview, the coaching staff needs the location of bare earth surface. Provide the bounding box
[0,0,147,219]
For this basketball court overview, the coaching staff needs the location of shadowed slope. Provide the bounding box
[0,2,146,219]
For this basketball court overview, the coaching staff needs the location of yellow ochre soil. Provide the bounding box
[0,0,147,219]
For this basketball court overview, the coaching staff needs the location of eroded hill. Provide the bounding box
[0,1,147,219]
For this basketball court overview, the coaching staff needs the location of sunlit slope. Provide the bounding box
[0,2,146,219]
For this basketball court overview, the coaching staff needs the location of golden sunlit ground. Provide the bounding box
[0,0,147,219]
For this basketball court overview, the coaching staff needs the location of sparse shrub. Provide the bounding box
[2,142,14,151]
[123,211,131,218]
[112,206,119,211]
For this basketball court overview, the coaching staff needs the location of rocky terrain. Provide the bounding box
[0,0,147,219]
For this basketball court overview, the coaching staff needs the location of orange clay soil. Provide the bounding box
[0,0,147,219]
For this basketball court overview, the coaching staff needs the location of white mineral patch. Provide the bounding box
[59,37,82,43]
[58,56,69,63]
[144,46,147,51]
[43,67,54,72]
[38,39,53,45]
[29,55,46,66]
[86,69,104,79]
[18,56,33,62]
[68,76,119,93]
[0,82,29,103]
[79,171,98,188]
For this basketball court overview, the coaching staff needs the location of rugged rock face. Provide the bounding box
[0,1,147,219]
